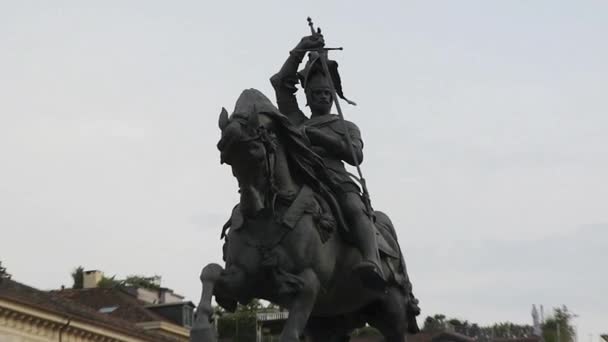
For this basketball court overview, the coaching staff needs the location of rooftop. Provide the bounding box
[52,287,171,324]
[0,278,177,341]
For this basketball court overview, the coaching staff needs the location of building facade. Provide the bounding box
[0,273,190,342]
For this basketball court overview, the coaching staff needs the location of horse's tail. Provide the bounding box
[373,211,421,334]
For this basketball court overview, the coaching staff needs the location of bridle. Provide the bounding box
[231,118,281,215]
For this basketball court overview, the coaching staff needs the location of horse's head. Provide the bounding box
[217,90,280,218]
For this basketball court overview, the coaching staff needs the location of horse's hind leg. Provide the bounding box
[366,286,408,342]
[191,263,223,342]
[305,332,350,342]
[280,268,320,342]
[304,316,353,342]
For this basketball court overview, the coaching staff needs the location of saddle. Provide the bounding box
[221,186,401,261]
[220,186,415,299]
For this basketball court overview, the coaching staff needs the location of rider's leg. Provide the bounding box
[339,191,385,290]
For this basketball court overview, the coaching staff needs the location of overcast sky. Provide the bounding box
[1,0,606,338]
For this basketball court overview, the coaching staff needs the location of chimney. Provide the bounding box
[83,270,103,288]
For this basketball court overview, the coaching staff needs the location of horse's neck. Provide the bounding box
[273,144,299,196]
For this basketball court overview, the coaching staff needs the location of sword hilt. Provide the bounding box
[291,47,343,53]
[307,17,322,38]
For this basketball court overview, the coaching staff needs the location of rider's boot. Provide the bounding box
[351,216,386,291]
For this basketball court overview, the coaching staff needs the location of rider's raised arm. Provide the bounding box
[269,51,305,124]
[269,35,324,125]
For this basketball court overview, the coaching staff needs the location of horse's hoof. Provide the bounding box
[353,262,386,291]
[200,263,223,282]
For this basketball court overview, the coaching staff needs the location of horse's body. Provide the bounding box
[192,89,419,342]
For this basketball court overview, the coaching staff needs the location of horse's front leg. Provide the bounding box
[280,268,320,342]
[191,263,246,342]
[191,263,223,342]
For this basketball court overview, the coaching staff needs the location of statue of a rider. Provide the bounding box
[270,32,385,290]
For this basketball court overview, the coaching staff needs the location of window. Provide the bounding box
[99,306,119,314]
[183,306,194,327]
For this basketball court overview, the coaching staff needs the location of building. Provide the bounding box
[80,270,185,305]
[0,277,179,341]
[0,268,193,341]
[53,287,192,341]
[52,269,193,341]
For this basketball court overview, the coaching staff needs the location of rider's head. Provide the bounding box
[305,71,333,116]
[299,52,353,116]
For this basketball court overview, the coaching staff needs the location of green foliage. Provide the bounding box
[71,266,84,289]
[215,300,286,342]
[483,322,534,339]
[423,314,448,332]
[352,326,381,337]
[542,306,575,342]
[264,301,279,311]
[236,298,263,312]
[217,310,257,342]
[79,272,160,289]
[122,275,160,289]
[97,275,121,288]
[422,313,533,341]
[0,261,11,281]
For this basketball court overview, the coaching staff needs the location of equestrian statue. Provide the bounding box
[191,18,420,342]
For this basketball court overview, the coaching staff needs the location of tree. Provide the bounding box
[0,260,11,280]
[217,301,258,342]
[423,314,447,332]
[235,298,263,312]
[122,275,160,289]
[97,275,121,288]
[352,326,381,337]
[263,301,279,311]
[543,306,575,342]
[448,319,478,336]
[70,270,161,289]
[421,313,533,341]
[71,266,84,289]
[215,300,286,342]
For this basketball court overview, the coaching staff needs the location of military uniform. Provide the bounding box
[302,114,363,194]
[270,52,363,196]
[271,47,386,290]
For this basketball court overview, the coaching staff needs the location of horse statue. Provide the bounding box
[191,89,420,342]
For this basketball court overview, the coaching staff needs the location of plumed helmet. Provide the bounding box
[297,52,356,105]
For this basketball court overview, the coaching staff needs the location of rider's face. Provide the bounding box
[309,88,332,115]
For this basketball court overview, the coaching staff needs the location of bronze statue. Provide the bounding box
[192,19,420,342]
[271,19,386,291]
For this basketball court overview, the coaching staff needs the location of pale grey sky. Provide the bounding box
[1,0,606,338]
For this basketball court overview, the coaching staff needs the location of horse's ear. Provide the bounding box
[218,107,229,130]
[248,106,259,128]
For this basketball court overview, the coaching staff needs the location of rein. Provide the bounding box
[223,118,307,252]
[236,121,287,216]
